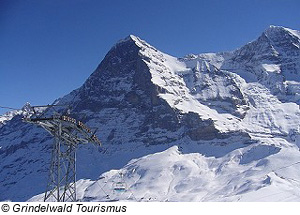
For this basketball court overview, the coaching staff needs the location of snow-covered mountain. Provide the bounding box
[0,103,35,128]
[1,26,300,202]
[184,25,300,104]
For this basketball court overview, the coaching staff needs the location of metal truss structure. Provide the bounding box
[24,105,101,202]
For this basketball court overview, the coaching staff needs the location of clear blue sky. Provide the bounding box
[1,0,300,114]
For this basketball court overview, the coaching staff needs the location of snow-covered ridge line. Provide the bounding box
[0,102,33,127]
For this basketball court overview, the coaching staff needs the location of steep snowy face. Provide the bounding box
[264,26,300,59]
[178,60,249,117]
[181,26,300,136]
[227,26,300,67]
[222,26,300,102]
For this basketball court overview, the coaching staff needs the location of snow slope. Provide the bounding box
[29,138,300,202]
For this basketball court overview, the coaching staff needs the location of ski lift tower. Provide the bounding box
[24,105,101,202]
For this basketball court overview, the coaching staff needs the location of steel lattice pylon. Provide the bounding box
[24,105,101,202]
[44,123,76,202]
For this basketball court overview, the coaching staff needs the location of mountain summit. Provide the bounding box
[264,25,300,48]
[2,27,300,202]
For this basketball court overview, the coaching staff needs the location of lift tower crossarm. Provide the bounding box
[24,105,101,202]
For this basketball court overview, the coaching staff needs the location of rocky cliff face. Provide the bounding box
[57,35,236,145]
[67,35,181,144]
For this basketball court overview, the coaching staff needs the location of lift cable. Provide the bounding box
[94,180,111,201]
[0,105,19,111]
[273,161,300,172]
